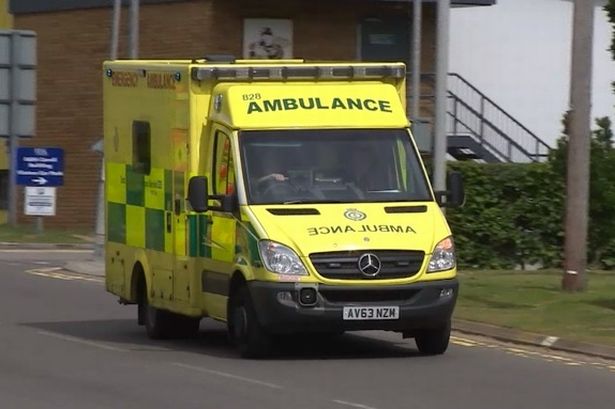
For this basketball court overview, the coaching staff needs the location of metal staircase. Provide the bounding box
[416,73,552,163]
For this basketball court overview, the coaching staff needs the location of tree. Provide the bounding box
[606,1,615,61]
[563,0,594,292]
[551,116,615,269]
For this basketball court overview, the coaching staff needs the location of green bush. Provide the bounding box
[446,117,615,270]
[446,161,564,269]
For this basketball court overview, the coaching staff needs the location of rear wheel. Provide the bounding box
[228,285,271,358]
[140,286,200,339]
[415,321,451,355]
[142,289,172,339]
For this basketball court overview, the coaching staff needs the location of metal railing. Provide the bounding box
[415,73,552,162]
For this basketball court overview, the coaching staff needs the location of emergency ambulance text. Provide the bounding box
[307,224,416,236]
[111,71,138,87]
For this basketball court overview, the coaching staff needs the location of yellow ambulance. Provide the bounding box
[103,58,464,358]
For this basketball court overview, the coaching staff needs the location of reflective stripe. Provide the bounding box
[126,205,145,248]
[107,202,126,244]
[106,162,126,204]
[106,162,177,252]
[144,168,165,210]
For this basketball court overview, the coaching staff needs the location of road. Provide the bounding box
[1,250,614,409]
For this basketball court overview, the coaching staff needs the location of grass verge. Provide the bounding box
[455,270,615,347]
[0,224,92,244]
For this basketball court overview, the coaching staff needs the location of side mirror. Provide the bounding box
[187,176,208,213]
[434,171,465,208]
[220,194,239,213]
[446,171,465,208]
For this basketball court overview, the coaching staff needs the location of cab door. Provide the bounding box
[201,126,237,319]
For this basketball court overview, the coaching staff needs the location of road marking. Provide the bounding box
[451,338,477,347]
[333,399,378,409]
[37,330,127,352]
[451,335,480,347]
[541,336,559,347]
[172,362,283,389]
[24,267,103,283]
[452,333,614,373]
[505,347,531,354]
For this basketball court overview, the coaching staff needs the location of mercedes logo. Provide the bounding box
[357,253,381,277]
[344,209,366,221]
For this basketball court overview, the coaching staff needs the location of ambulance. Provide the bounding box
[103,58,464,358]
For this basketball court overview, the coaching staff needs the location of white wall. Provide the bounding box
[450,0,615,145]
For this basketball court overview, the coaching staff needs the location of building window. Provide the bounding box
[132,121,151,174]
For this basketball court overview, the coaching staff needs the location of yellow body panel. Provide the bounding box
[250,202,455,285]
[251,202,442,256]
[0,0,12,29]
[212,83,409,129]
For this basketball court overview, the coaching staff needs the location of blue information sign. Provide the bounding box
[16,147,64,186]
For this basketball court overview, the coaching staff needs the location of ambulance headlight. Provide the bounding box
[427,237,456,272]
[258,241,308,276]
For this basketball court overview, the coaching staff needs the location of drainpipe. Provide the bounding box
[432,0,450,195]
[411,0,422,120]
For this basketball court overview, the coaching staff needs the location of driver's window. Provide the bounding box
[212,131,235,196]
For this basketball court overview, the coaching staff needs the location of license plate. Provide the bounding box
[342,306,400,320]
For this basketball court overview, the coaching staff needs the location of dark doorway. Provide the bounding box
[359,17,410,64]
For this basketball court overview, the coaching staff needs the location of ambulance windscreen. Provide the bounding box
[239,129,431,205]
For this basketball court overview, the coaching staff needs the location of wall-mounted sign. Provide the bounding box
[243,18,293,59]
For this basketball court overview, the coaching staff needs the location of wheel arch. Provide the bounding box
[128,249,152,302]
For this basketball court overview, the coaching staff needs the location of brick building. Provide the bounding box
[9,0,494,228]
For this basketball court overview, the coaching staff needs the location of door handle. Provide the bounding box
[174,198,181,216]
[166,211,172,233]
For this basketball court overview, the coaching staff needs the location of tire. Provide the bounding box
[228,285,271,358]
[141,287,173,339]
[415,321,451,355]
[140,286,200,339]
[173,315,200,339]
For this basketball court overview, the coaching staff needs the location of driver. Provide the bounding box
[253,157,289,200]
[257,172,287,184]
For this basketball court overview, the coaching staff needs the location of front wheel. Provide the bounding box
[415,321,451,355]
[228,285,271,358]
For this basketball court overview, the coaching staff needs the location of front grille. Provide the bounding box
[309,250,424,280]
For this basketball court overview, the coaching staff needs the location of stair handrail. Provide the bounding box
[415,72,552,162]
[447,91,544,161]
[447,73,551,154]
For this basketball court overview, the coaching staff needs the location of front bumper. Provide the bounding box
[248,278,458,334]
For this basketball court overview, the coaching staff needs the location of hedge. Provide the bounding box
[446,117,615,270]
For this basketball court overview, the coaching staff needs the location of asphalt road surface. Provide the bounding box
[1,250,614,409]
